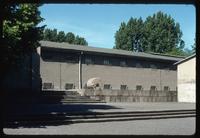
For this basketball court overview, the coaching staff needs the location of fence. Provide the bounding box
[84,89,177,102]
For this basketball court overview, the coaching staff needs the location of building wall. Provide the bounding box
[40,59,79,90]
[177,57,196,102]
[82,64,177,91]
[40,47,177,91]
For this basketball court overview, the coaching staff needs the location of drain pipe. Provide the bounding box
[79,51,83,89]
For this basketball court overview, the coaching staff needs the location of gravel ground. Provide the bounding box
[4,117,195,135]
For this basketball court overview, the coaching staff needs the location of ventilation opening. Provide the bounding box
[43,82,54,89]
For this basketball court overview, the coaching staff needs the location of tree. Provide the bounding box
[191,38,196,53]
[144,11,184,54]
[74,35,88,46]
[114,11,185,56]
[114,22,129,50]
[2,3,44,67]
[65,32,75,44]
[43,28,51,41]
[57,31,66,42]
[42,28,88,46]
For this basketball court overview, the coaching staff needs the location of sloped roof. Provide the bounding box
[174,54,196,65]
[39,41,184,62]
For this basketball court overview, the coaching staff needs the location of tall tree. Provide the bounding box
[144,11,184,54]
[65,32,75,44]
[74,35,88,46]
[191,38,196,53]
[43,28,51,41]
[114,11,185,56]
[114,22,128,50]
[51,29,57,42]
[57,31,66,42]
[42,28,88,46]
[2,3,44,67]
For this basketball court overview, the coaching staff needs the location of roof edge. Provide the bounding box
[174,54,196,65]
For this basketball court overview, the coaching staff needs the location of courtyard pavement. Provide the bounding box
[3,102,196,135]
[4,117,195,135]
[5,102,196,115]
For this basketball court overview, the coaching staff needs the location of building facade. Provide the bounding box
[38,41,184,92]
[174,54,196,103]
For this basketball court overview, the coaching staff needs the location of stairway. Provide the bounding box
[38,90,105,104]
[5,109,196,127]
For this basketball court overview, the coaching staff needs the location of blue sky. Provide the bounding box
[39,4,195,50]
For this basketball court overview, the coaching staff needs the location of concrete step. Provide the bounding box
[5,113,195,127]
[6,109,195,122]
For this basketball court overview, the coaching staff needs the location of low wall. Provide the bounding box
[84,89,177,102]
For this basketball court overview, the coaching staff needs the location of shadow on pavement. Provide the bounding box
[4,102,122,129]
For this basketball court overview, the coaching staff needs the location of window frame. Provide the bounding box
[150,86,157,91]
[136,85,142,91]
[65,83,75,90]
[120,85,128,90]
[85,57,93,64]
[103,59,111,65]
[43,82,54,89]
[120,60,127,67]
[103,84,111,90]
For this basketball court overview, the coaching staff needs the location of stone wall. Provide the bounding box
[84,89,177,102]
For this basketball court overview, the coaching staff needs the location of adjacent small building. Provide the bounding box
[174,54,196,103]
[38,41,184,92]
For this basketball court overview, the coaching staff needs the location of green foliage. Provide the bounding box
[191,38,196,53]
[42,28,88,46]
[114,11,187,56]
[2,3,45,67]
[57,31,66,42]
[65,32,75,44]
[74,35,88,46]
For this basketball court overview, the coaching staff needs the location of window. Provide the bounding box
[41,51,54,60]
[104,84,111,90]
[63,54,77,63]
[43,82,54,89]
[136,85,142,91]
[150,86,157,91]
[104,59,110,65]
[150,64,157,69]
[85,57,93,64]
[164,86,169,91]
[120,61,127,67]
[120,85,128,90]
[65,83,74,90]
[136,63,142,68]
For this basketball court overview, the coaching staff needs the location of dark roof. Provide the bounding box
[39,41,184,62]
[174,54,196,65]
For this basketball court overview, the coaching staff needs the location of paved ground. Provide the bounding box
[4,117,195,135]
[5,102,196,115]
[3,102,196,135]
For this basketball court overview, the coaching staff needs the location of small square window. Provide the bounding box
[120,85,128,90]
[136,85,142,91]
[150,86,157,91]
[65,83,74,90]
[136,63,142,68]
[120,61,127,67]
[150,64,157,69]
[43,82,54,89]
[104,84,111,89]
[164,86,169,91]
[85,57,93,64]
[104,59,110,65]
